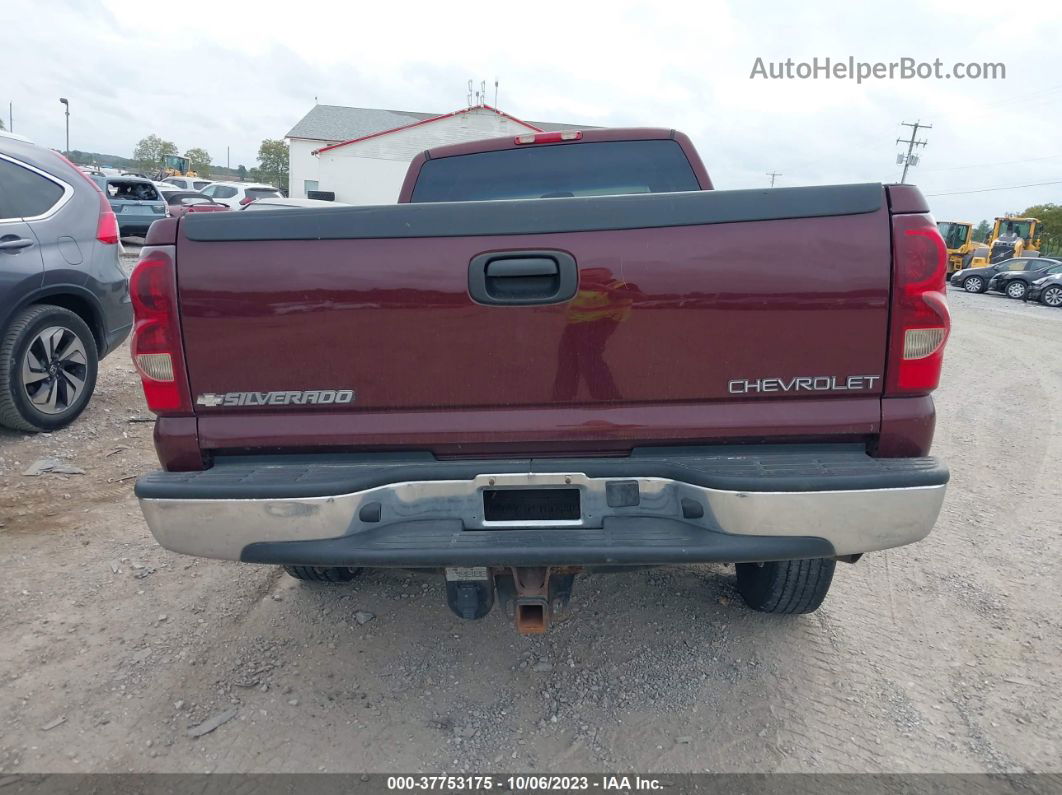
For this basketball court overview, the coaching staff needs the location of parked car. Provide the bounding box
[91,176,166,237]
[949,257,1050,293]
[1027,273,1062,307]
[239,197,349,211]
[131,128,950,632]
[987,259,1062,299]
[163,176,214,192]
[0,130,132,432]
[159,190,230,219]
[199,182,281,209]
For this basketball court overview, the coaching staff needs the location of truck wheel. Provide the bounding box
[735,558,835,614]
[283,565,364,583]
[0,305,99,433]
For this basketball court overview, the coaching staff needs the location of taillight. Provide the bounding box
[514,131,582,145]
[95,190,119,244]
[885,215,951,395]
[54,152,119,244]
[129,247,192,414]
[239,196,254,206]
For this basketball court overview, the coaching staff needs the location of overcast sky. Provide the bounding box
[2,0,1060,221]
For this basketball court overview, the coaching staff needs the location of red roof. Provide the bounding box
[313,104,543,155]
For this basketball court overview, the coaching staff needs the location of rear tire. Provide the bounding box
[0,305,99,433]
[735,558,835,614]
[283,565,364,583]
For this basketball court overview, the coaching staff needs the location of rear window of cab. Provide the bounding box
[409,139,700,203]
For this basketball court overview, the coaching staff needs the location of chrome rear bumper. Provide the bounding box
[137,453,947,565]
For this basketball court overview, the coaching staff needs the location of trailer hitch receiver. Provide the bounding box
[496,567,577,635]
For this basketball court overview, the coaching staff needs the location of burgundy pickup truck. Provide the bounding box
[131,128,950,634]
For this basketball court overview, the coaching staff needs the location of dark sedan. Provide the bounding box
[1028,273,1062,307]
[949,257,1051,293]
[988,259,1062,299]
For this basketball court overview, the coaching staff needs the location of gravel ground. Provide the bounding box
[0,287,1059,774]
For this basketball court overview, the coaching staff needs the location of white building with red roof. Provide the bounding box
[285,103,588,204]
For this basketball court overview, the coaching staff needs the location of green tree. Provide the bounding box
[133,134,178,172]
[237,164,247,181]
[256,139,289,191]
[972,219,991,243]
[1022,203,1062,257]
[184,147,211,178]
[0,117,5,131]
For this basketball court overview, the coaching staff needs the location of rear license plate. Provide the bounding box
[125,205,154,215]
[483,488,581,522]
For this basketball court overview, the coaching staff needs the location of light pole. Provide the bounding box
[59,98,69,153]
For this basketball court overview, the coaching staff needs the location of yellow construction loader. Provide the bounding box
[937,221,978,273]
[984,216,1042,263]
[153,154,197,181]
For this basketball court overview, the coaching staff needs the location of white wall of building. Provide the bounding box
[312,108,536,205]
[315,157,412,205]
[287,137,336,199]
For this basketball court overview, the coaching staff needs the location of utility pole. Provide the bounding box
[896,120,931,184]
[766,171,781,188]
[59,98,70,153]
[227,146,230,170]
[8,102,12,132]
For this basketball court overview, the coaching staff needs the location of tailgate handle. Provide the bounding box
[486,258,558,278]
[469,250,578,306]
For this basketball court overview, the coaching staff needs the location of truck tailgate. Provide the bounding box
[175,185,890,454]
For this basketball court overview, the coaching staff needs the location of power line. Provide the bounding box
[982,83,1062,110]
[924,153,1062,172]
[897,120,931,184]
[924,178,1062,197]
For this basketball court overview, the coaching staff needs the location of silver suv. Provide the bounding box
[0,131,132,431]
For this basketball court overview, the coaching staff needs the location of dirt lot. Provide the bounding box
[1,287,1060,774]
